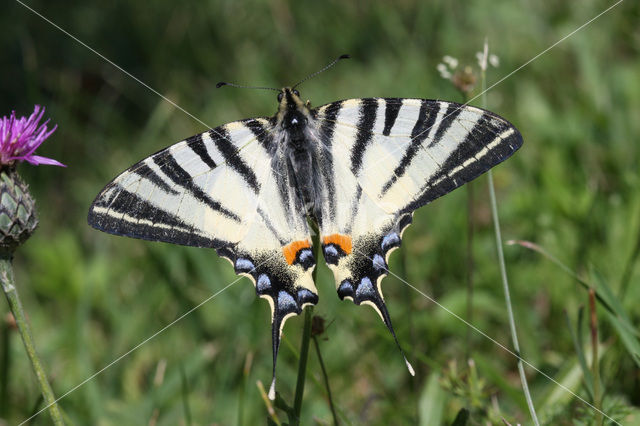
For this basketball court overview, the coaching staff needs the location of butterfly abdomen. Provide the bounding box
[285,127,322,216]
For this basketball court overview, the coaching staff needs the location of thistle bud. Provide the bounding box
[0,167,38,255]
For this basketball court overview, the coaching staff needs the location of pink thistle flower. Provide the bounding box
[0,105,65,167]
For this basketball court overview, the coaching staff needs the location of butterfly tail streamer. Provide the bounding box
[268,313,282,400]
[263,259,320,400]
[363,287,415,376]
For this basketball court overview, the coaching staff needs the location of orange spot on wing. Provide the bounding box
[283,239,311,265]
[322,233,352,254]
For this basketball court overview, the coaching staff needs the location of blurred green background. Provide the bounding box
[2,0,640,424]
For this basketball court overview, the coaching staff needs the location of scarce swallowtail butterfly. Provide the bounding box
[88,56,523,400]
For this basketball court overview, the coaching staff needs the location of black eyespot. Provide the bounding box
[293,89,300,97]
[277,92,284,102]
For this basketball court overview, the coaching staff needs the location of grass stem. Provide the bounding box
[481,38,539,425]
[618,220,640,298]
[0,312,10,417]
[180,363,193,426]
[0,256,65,425]
[487,171,539,426]
[237,352,252,426]
[257,380,281,425]
[312,334,339,425]
[466,180,475,362]
[291,230,321,424]
[589,289,603,426]
[292,307,313,424]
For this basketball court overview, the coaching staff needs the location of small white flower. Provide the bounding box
[477,38,490,71]
[436,63,452,79]
[489,54,500,67]
[442,55,458,69]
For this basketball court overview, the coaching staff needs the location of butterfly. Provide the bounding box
[88,57,522,399]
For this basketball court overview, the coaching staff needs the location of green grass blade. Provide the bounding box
[418,371,446,426]
[591,271,640,367]
[564,308,594,400]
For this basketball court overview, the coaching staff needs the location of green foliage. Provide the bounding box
[1,0,640,424]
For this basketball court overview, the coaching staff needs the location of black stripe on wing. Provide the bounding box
[88,188,224,248]
[257,206,287,246]
[210,127,260,193]
[345,185,362,234]
[428,102,464,148]
[381,99,439,195]
[244,118,273,152]
[133,163,179,195]
[383,99,401,136]
[350,98,378,175]
[402,110,523,214]
[187,133,218,169]
[316,100,343,222]
[152,153,241,222]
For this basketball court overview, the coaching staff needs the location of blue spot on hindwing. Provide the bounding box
[323,245,340,264]
[381,233,400,251]
[297,288,318,305]
[296,248,315,269]
[235,258,255,272]
[257,274,271,293]
[299,250,313,263]
[324,245,338,256]
[356,277,376,300]
[277,291,298,312]
[373,254,386,270]
[337,280,354,299]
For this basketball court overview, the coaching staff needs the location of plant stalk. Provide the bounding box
[465,180,475,362]
[481,38,539,425]
[0,256,65,425]
[292,307,313,424]
[618,219,640,298]
[312,335,339,425]
[0,311,10,417]
[180,363,193,426]
[589,289,603,426]
[487,173,539,426]
[291,231,321,424]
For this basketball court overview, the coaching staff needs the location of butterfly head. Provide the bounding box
[276,87,311,130]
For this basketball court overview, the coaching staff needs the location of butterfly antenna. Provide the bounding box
[215,82,280,91]
[292,54,351,89]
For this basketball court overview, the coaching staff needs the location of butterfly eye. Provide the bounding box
[293,89,300,97]
[277,92,284,102]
